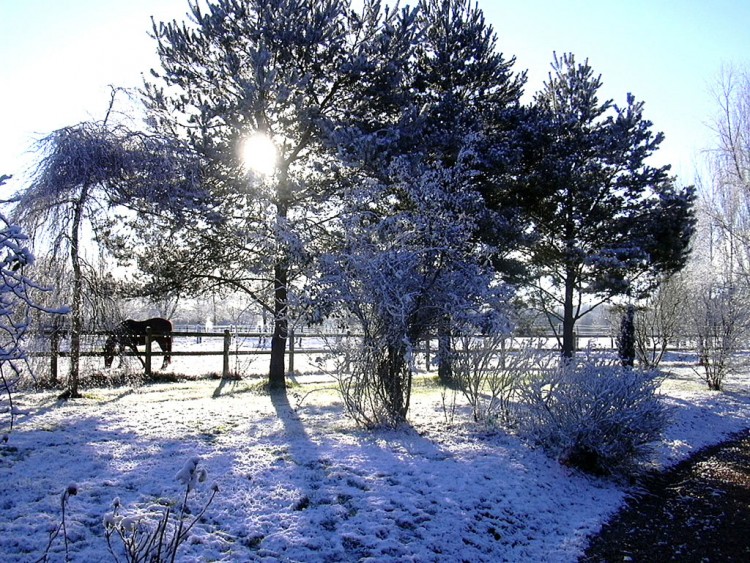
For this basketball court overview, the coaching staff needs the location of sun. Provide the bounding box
[241,132,277,177]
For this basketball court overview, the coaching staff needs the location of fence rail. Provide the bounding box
[34,329,354,379]
[33,327,694,380]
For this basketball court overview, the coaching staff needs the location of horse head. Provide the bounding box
[103,333,119,368]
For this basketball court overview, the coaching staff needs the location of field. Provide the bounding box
[2,350,749,562]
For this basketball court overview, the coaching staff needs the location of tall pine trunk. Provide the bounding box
[269,260,288,390]
[562,263,576,359]
[269,170,289,390]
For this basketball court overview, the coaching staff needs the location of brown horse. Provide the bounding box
[104,318,173,370]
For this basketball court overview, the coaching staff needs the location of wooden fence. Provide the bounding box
[36,327,693,380]
[40,329,341,379]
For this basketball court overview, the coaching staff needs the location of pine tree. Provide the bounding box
[413,0,524,383]
[317,0,520,422]
[140,0,418,389]
[520,53,695,358]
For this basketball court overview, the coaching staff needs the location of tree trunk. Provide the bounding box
[380,342,411,424]
[562,264,576,359]
[269,169,290,390]
[617,304,636,367]
[269,260,288,390]
[63,185,89,399]
[437,314,453,384]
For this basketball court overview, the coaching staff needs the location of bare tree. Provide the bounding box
[703,65,750,279]
[689,280,750,390]
[689,65,750,390]
[632,275,689,369]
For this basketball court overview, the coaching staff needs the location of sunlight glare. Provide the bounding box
[241,133,277,177]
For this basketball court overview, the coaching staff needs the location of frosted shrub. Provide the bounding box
[0,174,66,435]
[334,336,414,429]
[515,360,669,475]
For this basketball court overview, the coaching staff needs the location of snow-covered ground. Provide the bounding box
[1,356,749,562]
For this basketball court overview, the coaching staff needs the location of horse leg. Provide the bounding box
[159,337,171,369]
[129,344,146,370]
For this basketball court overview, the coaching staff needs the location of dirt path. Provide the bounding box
[582,428,750,562]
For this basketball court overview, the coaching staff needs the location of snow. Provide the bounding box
[1,357,749,562]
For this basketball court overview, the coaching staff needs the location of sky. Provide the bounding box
[1,0,749,193]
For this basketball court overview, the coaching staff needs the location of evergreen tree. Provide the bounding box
[139,0,417,389]
[316,0,521,421]
[412,0,524,384]
[520,53,695,358]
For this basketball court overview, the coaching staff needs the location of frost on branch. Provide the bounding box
[0,174,65,435]
[452,335,548,425]
[320,163,511,427]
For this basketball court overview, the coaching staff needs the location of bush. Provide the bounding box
[515,359,669,475]
[452,336,545,425]
[333,336,413,429]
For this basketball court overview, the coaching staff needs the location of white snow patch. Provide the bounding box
[0,361,747,561]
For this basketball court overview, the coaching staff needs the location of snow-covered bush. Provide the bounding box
[335,333,413,429]
[515,359,669,475]
[0,174,65,434]
[318,158,512,428]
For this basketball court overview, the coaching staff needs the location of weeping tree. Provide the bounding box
[12,109,202,398]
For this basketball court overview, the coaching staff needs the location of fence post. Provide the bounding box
[145,327,152,376]
[222,329,231,378]
[50,330,59,384]
[424,338,431,371]
[288,329,295,374]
